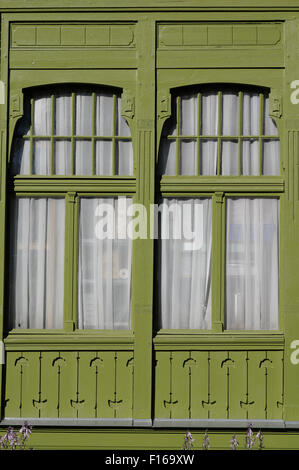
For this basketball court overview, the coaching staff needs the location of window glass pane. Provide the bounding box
[95,140,113,175]
[78,197,132,329]
[158,198,212,329]
[55,140,72,175]
[200,140,217,175]
[116,96,131,137]
[222,92,238,135]
[201,93,218,135]
[226,198,279,330]
[180,140,196,175]
[264,97,279,136]
[34,96,51,135]
[262,140,280,175]
[10,90,133,177]
[221,140,238,175]
[115,140,133,176]
[159,89,280,176]
[11,139,30,175]
[96,94,113,136]
[242,93,259,136]
[159,139,176,175]
[242,139,259,176]
[75,140,92,175]
[33,140,51,175]
[55,94,72,136]
[76,93,93,135]
[180,95,197,135]
[9,198,65,329]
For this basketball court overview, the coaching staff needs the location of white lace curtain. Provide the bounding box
[158,198,212,329]
[9,198,65,329]
[161,91,280,176]
[226,198,279,330]
[12,91,133,176]
[78,198,132,329]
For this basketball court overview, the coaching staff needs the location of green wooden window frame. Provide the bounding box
[8,85,136,334]
[11,88,133,177]
[159,87,280,177]
[157,86,282,334]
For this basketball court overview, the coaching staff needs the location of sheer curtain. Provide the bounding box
[158,198,212,329]
[78,197,132,329]
[9,198,65,329]
[226,198,279,330]
[11,91,133,176]
[160,91,280,176]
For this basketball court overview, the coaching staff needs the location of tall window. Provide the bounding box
[158,87,280,330]
[8,87,134,330]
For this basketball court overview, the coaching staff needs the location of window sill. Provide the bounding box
[153,330,285,350]
[4,330,134,350]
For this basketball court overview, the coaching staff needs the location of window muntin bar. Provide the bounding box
[11,90,133,177]
[159,90,280,177]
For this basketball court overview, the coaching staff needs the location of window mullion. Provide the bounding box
[217,91,222,176]
[212,191,224,332]
[71,92,76,176]
[50,94,55,176]
[63,191,77,331]
[91,92,96,176]
[112,93,117,176]
[238,91,243,176]
[29,97,34,175]
[176,96,181,176]
[197,92,201,176]
[259,93,264,176]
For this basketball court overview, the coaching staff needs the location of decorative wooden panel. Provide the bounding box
[154,350,284,420]
[158,23,282,48]
[10,24,135,48]
[4,351,134,419]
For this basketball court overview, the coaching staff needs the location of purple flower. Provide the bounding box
[183,430,194,450]
[20,421,32,441]
[230,434,239,450]
[202,430,210,450]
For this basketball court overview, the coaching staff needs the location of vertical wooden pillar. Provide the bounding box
[132,16,156,425]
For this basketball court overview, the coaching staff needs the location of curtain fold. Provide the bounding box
[160,91,280,176]
[11,91,133,176]
[226,197,279,330]
[9,198,65,329]
[78,197,132,329]
[158,198,212,329]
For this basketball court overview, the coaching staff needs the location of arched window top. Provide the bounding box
[10,87,133,176]
[159,88,280,176]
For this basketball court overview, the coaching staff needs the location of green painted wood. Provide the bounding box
[115,351,134,419]
[98,351,115,419]
[208,351,228,419]
[190,351,209,419]
[154,352,171,419]
[0,3,293,439]
[76,352,97,418]
[228,351,247,420]
[247,351,268,420]
[266,350,284,420]
[17,352,39,418]
[170,352,190,419]
[40,351,61,418]
[57,351,77,418]
[4,352,21,417]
